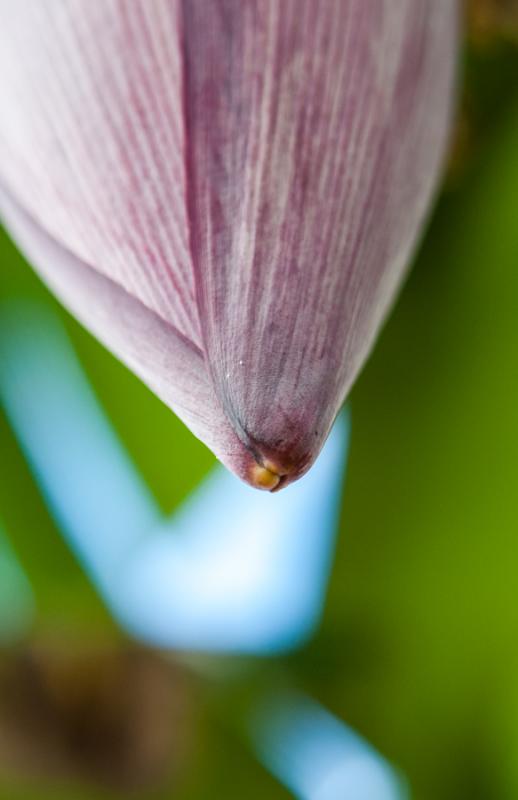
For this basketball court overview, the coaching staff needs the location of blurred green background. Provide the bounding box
[1,7,518,800]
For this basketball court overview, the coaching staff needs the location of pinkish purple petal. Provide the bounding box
[182,0,458,482]
[0,1,200,347]
[0,186,259,487]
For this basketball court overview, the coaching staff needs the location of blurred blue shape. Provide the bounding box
[250,692,409,800]
[115,412,347,652]
[0,300,348,653]
[0,524,34,643]
[0,302,160,587]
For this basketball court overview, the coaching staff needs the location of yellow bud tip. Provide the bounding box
[250,462,281,491]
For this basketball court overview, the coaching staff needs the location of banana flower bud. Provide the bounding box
[0,1,458,490]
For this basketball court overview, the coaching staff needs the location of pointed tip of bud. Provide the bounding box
[234,419,319,492]
[249,462,281,491]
